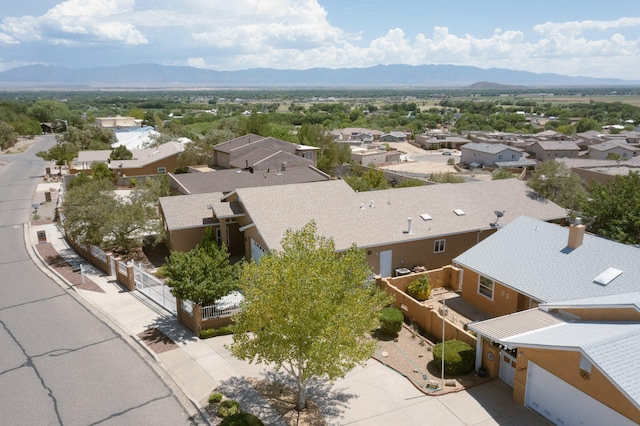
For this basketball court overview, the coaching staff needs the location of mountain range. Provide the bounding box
[0,63,638,88]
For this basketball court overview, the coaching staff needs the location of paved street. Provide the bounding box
[0,136,193,425]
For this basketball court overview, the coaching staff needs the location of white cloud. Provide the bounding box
[0,2,638,79]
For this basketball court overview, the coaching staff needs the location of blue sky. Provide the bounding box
[1,0,639,80]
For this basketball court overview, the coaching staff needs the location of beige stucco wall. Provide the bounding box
[459,268,521,318]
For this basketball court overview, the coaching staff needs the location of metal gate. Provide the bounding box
[109,256,116,277]
[499,350,517,387]
[132,263,177,315]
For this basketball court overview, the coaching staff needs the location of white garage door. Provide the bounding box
[250,238,266,262]
[525,362,635,426]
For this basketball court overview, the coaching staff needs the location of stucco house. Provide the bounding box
[459,143,530,168]
[350,145,402,166]
[452,216,640,423]
[469,296,640,425]
[212,134,319,170]
[71,141,184,177]
[588,139,640,160]
[212,179,566,275]
[380,131,408,142]
[528,140,581,161]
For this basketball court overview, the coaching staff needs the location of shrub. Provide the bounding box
[208,392,223,404]
[220,412,264,426]
[379,306,403,336]
[432,339,475,376]
[199,325,235,339]
[217,399,241,418]
[405,275,431,301]
[447,157,455,165]
[429,172,464,184]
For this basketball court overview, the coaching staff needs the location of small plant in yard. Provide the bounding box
[432,339,475,376]
[208,392,223,404]
[217,399,241,418]
[406,275,432,301]
[220,412,264,426]
[379,306,404,336]
[200,325,235,339]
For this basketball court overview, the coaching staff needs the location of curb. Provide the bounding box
[23,221,212,425]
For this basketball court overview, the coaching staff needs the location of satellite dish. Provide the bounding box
[492,210,505,227]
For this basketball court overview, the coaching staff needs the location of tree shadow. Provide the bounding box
[144,315,199,345]
[261,370,357,423]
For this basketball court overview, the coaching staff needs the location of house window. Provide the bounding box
[498,155,503,160]
[479,276,494,299]
[157,167,167,174]
[434,239,445,253]
[216,227,230,246]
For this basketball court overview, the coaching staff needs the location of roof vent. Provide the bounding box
[403,217,413,234]
[420,213,432,221]
[594,267,622,286]
[453,209,465,216]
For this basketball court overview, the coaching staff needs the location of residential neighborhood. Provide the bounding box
[5,92,640,425]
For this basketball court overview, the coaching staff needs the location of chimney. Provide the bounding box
[567,218,585,249]
[281,161,287,171]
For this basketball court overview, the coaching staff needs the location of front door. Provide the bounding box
[379,250,392,277]
[499,350,517,387]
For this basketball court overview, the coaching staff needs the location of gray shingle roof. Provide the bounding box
[461,142,522,154]
[453,216,640,303]
[170,166,329,195]
[234,178,566,252]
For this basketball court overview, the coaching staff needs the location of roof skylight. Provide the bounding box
[420,213,432,221]
[453,209,465,216]
[593,267,623,286]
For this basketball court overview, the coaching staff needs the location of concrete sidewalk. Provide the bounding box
[26,221,548,425]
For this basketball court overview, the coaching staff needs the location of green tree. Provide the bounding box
[344,168,390,192]
[62,177,165,252]
[57,125,115,150]
[231,222,392,411]
[527,161,584,211]
[582,172,640,244]
[164,228,240,304]
[27,100,71,123]
[35,142,79,168]
[91,162,115,180]
[576,118,600,133]
[492,169,517,180]
[0,122,18,150]
[110,145,133,160]
[297,123,350,175]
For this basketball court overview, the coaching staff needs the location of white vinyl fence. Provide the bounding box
[132,262,177,315]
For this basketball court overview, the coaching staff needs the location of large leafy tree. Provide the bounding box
[231,221,392,411]
[164,228,240,305]
[110,145,133,161]
[36,142,79,168]
[582,172,640,244]
[62,177,165,252]
[297,123,350,174]
[526,160,585,211]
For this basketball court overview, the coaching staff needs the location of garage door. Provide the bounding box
[251,238,266,262]
[525,362,635,425]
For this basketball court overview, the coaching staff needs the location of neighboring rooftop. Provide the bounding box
[170,165,330,195]
[230,178,567,252]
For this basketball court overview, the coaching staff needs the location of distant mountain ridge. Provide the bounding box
[0,63,637,88]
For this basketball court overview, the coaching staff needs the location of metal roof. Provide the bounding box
[468,308,566,341]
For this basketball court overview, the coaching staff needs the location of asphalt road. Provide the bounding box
[0,136,192,425]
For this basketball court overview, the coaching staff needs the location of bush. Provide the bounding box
[199,325,235,339]
[220,412,264,426]
[432,339,475,376]
[217,399,241,418]
[405,275,431,301]
[208,392,223,404]
[379,306,403,336]
[447,157,455,165]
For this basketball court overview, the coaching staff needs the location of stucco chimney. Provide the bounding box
[567,218,585,249]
